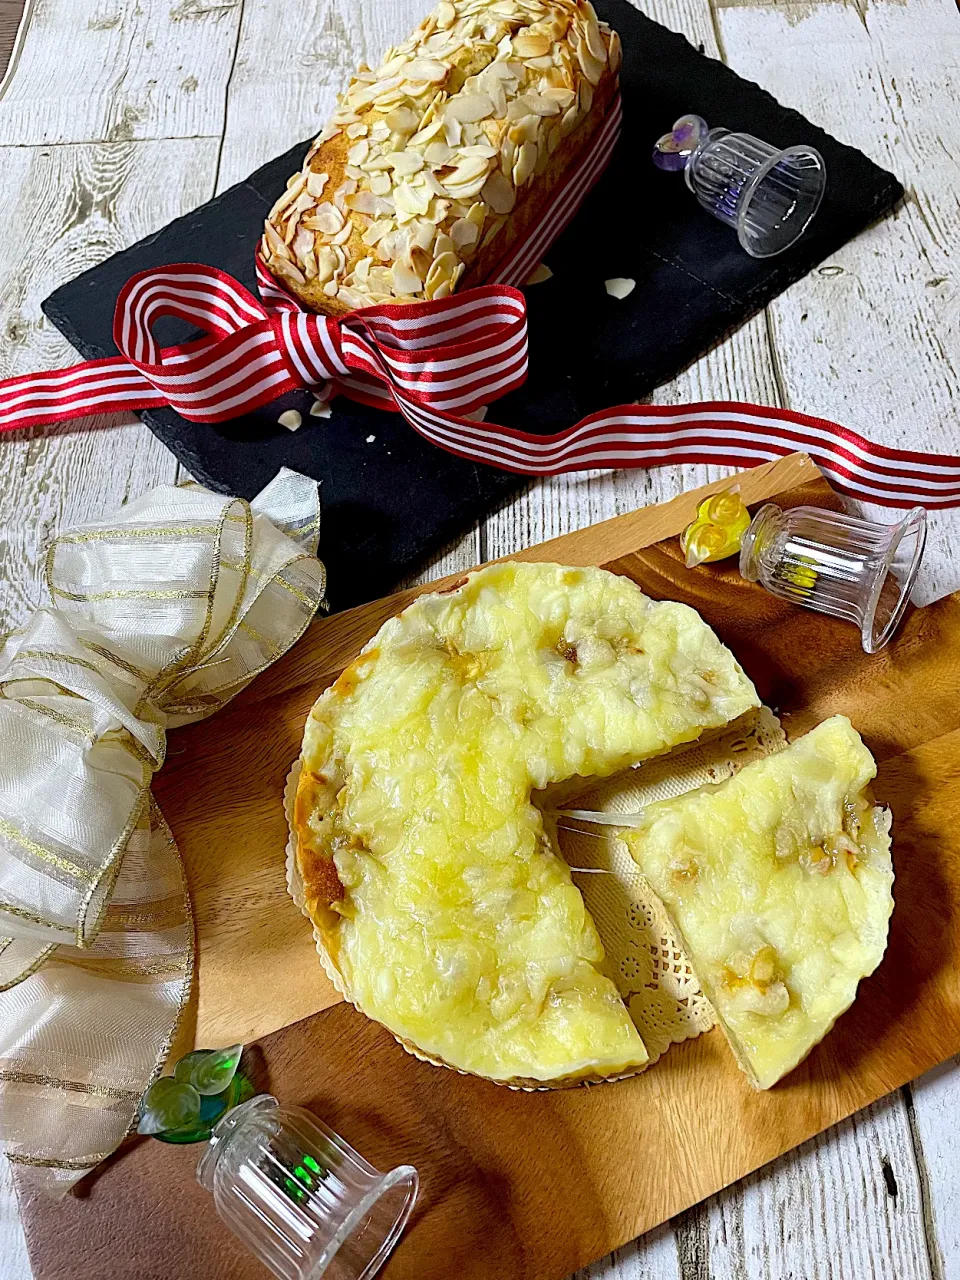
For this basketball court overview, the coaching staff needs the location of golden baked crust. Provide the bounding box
[292,562,760,1085]
[262,0,621,315]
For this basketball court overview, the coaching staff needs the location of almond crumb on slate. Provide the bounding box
[605,277,635,299]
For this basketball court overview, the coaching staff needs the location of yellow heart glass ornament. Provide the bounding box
[680,485,752,568]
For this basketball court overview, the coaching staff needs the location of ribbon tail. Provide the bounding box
[388,393,960,510]
[0,357,166,434]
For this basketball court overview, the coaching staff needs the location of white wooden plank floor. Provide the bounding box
[1,1,959,1277]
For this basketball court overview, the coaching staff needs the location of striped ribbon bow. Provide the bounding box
[1,82,958,508]
[3,258,960,509]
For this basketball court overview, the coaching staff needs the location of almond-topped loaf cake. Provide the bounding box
[624,716,894,1090]
[292,562,759,1086]
[262,0,621,314]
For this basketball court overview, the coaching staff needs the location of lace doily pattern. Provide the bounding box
[552,707,786,1065]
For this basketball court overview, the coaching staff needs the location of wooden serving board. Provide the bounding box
[17,452,960,1280]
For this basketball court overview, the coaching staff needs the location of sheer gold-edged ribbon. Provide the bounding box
[0,468,326,1192]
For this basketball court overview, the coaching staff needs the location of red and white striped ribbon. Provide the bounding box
[2,91,959,508]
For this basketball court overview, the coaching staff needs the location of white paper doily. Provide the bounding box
[551,707,786,1064]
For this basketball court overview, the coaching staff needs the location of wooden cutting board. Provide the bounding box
[17,452,960,1280]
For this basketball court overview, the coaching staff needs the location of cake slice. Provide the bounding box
[293,561,759,1086]
[623,716,894,1089]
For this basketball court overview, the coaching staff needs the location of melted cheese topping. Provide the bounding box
[298,561,759,1083]
[625,716,894,1089]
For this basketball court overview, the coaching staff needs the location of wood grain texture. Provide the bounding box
[18,464,960,1280]
[0,138,223,632]
[714,0,960,608]
[2,0,959,1276]
[0,0,241,145]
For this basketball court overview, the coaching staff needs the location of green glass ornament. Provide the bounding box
[174,1043,243,1096]
[153,1070,254,1144]
[138,1046,253,1144]
[137,1077,201,1136]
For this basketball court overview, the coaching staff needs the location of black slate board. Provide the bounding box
[43,1,902,611]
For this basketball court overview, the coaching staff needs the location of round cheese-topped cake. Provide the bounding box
[293,561,759,1085]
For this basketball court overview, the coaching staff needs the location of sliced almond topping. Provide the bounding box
[576,36,604,86]
[608,28,622,74]
[316,246,339,284]
[323,279,339,297]
[390,150,426,176]
[512,141,538,186]
[369,172,392,196]
[481,168,516,214]
[278,410,302,431]
[306,171,330,199]
[347,139,370,166]
[436,0,457,29]
[268,172,305,220]
[465,200,486,229]
[525,262,554,285]
[425,259,454,299]
[546,124,562,154]
[541,86,576,108]
[409,116,446,148]
[427,196,452,223]
[405,57,449,82]
[445,92,495,123]
[337,286,367,311]
[444,153,492,185]
[443,114,463,147]
[303,202,344,235]
[410,244,433,278]
[480,213,507,248]
[292,226,315,266]
[450,216,480,250]
[410,220,436,252]
[392,257,423,295]
[346,122,369,139]
[362,219,394,247]
[346,190,395,216]
[263,221,290,260]
[500,133,518,174]
[270,256,307,287]
[579,78,594,115]
[380,54,412,79]
[525,54,555,70]
[421,169,447,197]
[424,140,455,164]
[370,120,392,142]
[559,102,579,136]
[583,15,606,63]
[521,90,561,116]
[385,105,420,134]
[512,32,552,58]
[394,180,432,216]
[331,224,354,245]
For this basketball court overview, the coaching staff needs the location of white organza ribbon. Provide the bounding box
[0,468,326,1190]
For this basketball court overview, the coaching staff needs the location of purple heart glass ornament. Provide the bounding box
[652,114,709,172]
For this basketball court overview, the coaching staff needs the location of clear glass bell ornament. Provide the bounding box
[196,1095,418,1280]
[653,114,826,257]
